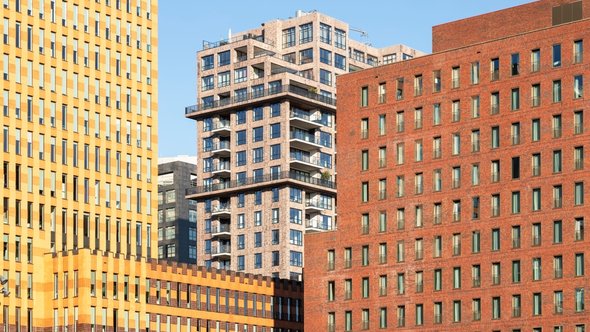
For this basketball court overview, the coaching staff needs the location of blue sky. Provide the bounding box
[157,0,530,157]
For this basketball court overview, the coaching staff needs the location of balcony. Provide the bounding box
[211,205,231,218]
[186,171,336,198]
[210,141,231,157]
[290,153,324,171]
[211,245,231,259]
[211,162,231,177]
[211,121,231,136]
[290,131,322,151]
[306,217,335,233]
[305,199,327,213]
[211,224,231,239]
[289,109,324,130]
[185,84,336,117]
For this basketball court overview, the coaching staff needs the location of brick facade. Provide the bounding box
[305,0,590,331]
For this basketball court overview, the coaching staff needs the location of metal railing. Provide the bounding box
[290,153,324,167]
[211,224,230,234]
[185,84,336,115]
[212,162,231,172]
[211,245,231,255]
[306,219,334,231]
[289,109,323,124]
[187,170,336,195]
[202,33,272,50]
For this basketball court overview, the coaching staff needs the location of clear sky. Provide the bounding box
[157,0,531,157]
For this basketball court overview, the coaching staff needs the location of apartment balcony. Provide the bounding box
[289,109,323,130]
[290,153,324,172]
[186,171,336,199]
[305,217,335,233]
[185,84,336,118]
[290,131,322,151]
[305,199,330,213]
[211,142,231,157]
[211,245,231,259]
[211,205,231,218]
[211,121,231,137]
[211,224,231,239]
[211,162,231,178]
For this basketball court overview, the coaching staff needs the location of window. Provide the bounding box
[414,75,423,96]
[532,257,542,281]
[452,133,460,155]
[320,69,332,86]
[299,23,313,44]
[414,108,423,129]
[575,182,585,206]
[491,126,500,149]
[492,262,501,285]
[533,293,542,316]
[511,53,520,75]
[360,118,368,139]
[490,58,500,81]
[512,294,521,317]
[378,147,386,168]
[282,27,295,48]
[531,49,541,71]
[512,260,521,283]
[491,229,500,251]
[555,290,564,313]
[512,156,520,179]
[471,130,480,152]
[415,304,423,326]
[553,80,562,102]
[511,88,520,110]
[362,245,369,266]
[553,44,562,67]
[554,220,563,244]
[575,288,585,312]
[433,103,441,125]
[433,70,441,92]
[361,182,368,202]
[532,118,541,141]
[532,153,541,176]
[415,140,423,161]
[575,253,585,276]
[451,101,460,122]
[490,92,500,114]
[574,75,584,99]
[554,185,563,208]
[531,84,541,107]
[471,61,480,84]
[452,66,460,88]
[574,39,584,63]
[575,218,585,241]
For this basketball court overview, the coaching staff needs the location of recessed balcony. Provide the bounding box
[289,109,323,130]
[211,205,231,218]
[305,199,327,213]
[211,162,231,178]
[211,141,231,157]
[305,217,335,233]
[211,224,231,239]
[290,131,322,151]
[211,121,231,137]
[211,245,231,259]
[290,153,323,171]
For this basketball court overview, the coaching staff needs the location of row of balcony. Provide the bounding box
[187,171,336,196]
[185,84,336,115]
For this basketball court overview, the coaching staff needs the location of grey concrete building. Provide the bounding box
[185,10,424,280]
[158,156,198,263]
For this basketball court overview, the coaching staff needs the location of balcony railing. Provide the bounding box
[211,245,231,255]
[185,84,336,115]
[290,153,324,167]
[208,141,230,152]
[290,109,323,125]
[211,224,230,234]
[212,162,231,172]
[212,205,231,214]
[306,199,331,210]
[306,218,334,231]
[187,171,336,195]
[290,131,320,145]
[202,33,272,50]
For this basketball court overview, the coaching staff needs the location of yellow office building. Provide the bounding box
[0,0,303,330]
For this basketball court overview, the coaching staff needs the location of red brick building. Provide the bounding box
[305,0,590,331]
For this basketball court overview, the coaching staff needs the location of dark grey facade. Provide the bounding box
[157,158,198,263]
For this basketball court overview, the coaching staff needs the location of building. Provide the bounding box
[185,10,423,280]
[0,1,302,331]
[305,0,590,331]
[158,156,198,263]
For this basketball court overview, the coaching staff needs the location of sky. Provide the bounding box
[157,0,531,158]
